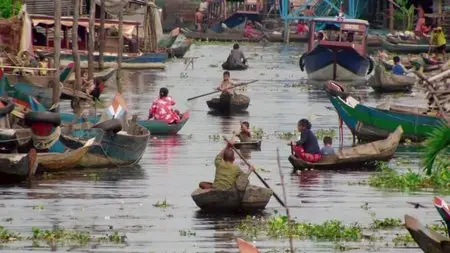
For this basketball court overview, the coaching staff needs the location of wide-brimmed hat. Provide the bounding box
[435,26,443,30]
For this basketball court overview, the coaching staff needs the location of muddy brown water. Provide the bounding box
[0,44,441,252]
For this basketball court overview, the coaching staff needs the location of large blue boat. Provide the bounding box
[299,17,374,81]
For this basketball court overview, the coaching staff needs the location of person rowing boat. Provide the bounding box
[199,141,255,190]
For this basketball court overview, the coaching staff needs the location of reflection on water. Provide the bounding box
[0,44,432,252]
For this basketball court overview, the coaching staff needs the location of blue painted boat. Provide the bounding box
[221,11,261,30]
[59,124,150,168]
[299,17,374,81]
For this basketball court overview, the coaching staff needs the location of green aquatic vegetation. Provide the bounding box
[368,160,450,191]
[276,131,298,140]
[391,233,415,247]
[33,204,44,210]
[257,167,271,173]
[179,229,196,236]
[153,199,171,208]
[208,134,221,141]
[0,226,21,242]
[31,227,90,245]
[315,129,336,140]
[251,126,265,139]
[237,215,363,242]
[370,218,402,229]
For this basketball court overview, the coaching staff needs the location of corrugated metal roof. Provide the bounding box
[24,0,78,16]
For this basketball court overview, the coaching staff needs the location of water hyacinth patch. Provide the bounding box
[237,215,363,242]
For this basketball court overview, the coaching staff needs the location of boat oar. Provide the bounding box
[186,80,258,101]
[223,136,286,208]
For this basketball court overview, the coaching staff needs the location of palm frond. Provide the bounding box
[423,124,450,175]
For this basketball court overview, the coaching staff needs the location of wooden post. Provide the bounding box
[88,0,95,79]
[438,0,443,26]
[143,0,157,52]
[73,0,82,108]
[53,0,62,106]
[99,0,105,69]
[117,7,123,93]
[389,0,394,32]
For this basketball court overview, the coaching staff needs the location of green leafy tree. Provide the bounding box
[423,124,450,175]
[393,0,415,30]
[0,0,22,19]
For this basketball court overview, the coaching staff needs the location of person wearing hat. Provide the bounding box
[148,87,181,124]
[430,26,447,61]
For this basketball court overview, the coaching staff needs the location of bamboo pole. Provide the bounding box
[99,0,105,69]
[116,7,123,93]
[389,0,394,32]
[53,0,62,106]
[72,0,82,109]
[88,0,95,79]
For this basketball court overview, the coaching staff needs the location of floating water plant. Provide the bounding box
[368,159,450,192]
[179,229,196,237]
[237,215,363,242]
[0,226,21,242]
[315,128,336,140]
[251,127,265,139]
[208,134,221,141]
[153,199,171,208]
[276,131,298,140]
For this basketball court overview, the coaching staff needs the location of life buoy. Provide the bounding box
[299,54,305,71]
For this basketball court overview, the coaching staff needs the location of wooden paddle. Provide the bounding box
[187,80,257,101]
[223,136,286,207]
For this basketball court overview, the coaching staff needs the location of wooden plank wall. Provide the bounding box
[24,0,82,16]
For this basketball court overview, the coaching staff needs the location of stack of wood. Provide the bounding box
[415,70,450,123]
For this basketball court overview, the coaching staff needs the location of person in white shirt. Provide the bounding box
[199,0,208,13]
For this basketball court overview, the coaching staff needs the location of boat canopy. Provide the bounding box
[312,17,368,33]
[30,15,140,39]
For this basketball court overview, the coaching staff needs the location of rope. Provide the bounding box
[31,127,61,150]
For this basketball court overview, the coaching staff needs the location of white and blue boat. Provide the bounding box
[299,17,374,81]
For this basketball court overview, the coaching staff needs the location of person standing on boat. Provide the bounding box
[199,142,255,190]
[148,87,181,124]
[290,119,321,163]
[195,8,203,32]
[414,4,426,37]
[430,26,447,61]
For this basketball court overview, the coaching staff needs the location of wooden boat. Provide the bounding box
[433,196,450,237]
[380,58,440,73]
[65,67,116,84]
[137,111,189,135]
[233,140,262,150]
[370,64,416,93]
[381,37,450,53]
[289,126,403,170]
[326,81,446,142]
[36,138,94,171]
[192,180,272,212]
[59,119,150,168]
[300,17,373,81]
[422,55,444,66]
[207,94,250,114]
[0,149,38,183]
[405,214,450,253]
[168,39,192,58]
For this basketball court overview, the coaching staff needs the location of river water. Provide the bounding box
[0,43,441,252]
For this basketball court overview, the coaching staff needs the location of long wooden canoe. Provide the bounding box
[370,64,416,93]
[36,138,94,171]
[433,196,450,237]
[137,111,189,135]
[381,38,450,53]
[289,126,403,170]
[326,81,445,142]
[405,215,450,253]
[0,149,38,183]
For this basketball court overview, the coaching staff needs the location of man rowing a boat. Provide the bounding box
[223,44,248,69]
[148,87,181,124]
[217,71,235,94]
[199,142,255,190]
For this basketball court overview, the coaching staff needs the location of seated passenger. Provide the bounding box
[392,56,407,75]
[290,119,321,163]
[148,87,181,124]
[321,136,335,155]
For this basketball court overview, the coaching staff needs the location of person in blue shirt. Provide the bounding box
[321,136,335,155]
[392,56,407,75]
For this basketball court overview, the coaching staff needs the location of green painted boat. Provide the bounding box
[137,111,189,135]
[326,81,446,142]
[381,37,450,54]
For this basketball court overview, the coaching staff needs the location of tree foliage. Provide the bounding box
[0,0,22,19]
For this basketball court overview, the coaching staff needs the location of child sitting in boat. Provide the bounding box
[296,20,309,35]
[290,119,321,163]
[321,136,334,155]
[199,142,255,190]
[236,121,252,142]
[392,56,407,75]
[81,71,95,94]
[148,87,181,124]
